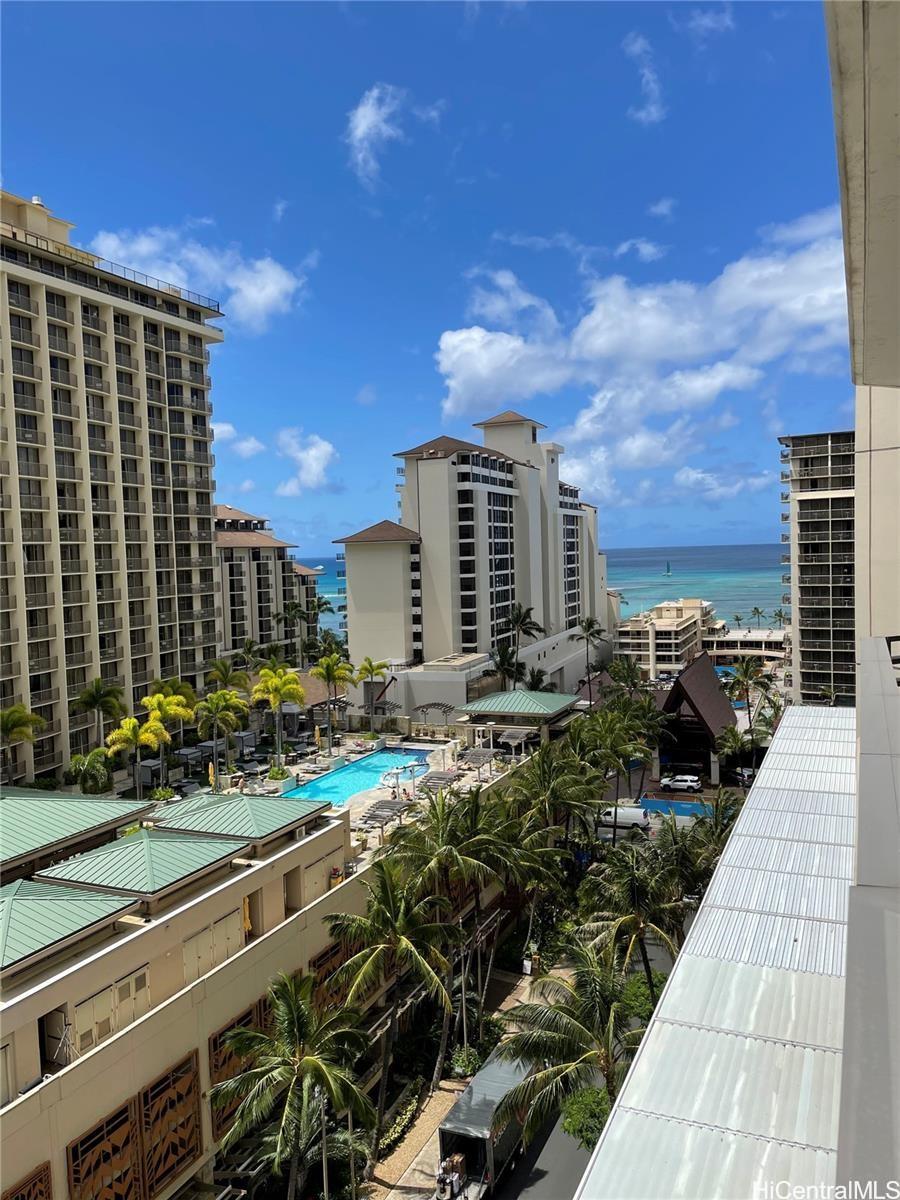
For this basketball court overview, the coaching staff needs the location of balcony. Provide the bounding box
[145,360,164,379]
[94,557,120,572]
[117,381,141,400]
[118,410,143,430]
[54,433,82,451]
[59,528,87,543]
[129,641,153,657]
[85,405,112,424]
[84,377,111,394]
[8,292,38,314]
[113,323,138,343]
[48,335,76,356]
[46,301,74,324]
[131,667,155,686]
[12,360,41,380]
[13,392,43,415]
[88,436,115,453]
[50,367,77,387]
[90,467,115,484]
[123,499,146,515]
[143,329,161,347]
[15,426,46,447]
[124,528,148,543]
[782,593,791,604]
[128,584,151,599]
[781,573,791,584]
[98,645,122,664]
[176,555,212,569]
[33,749,64,773]
[167,367,211,387]
[61,588,89,604]
[56,464,83,481]
[23,559,50,575]
[152,500,172,515]
[63,620,92,637]
[121,471,145,486]
[92,528,117,543]
[115,352,139,370]
[28,654,59,674]
[147,416,167,433]
[168,394,211,415]
[82,343,109,364]
[125,557,149,572]
[173,502,213,516]
[10,326,39,347]
[95,587,121,603]
[65,650,93,668]
[97,616,123,633]
[171,448,213,464]
[82,312,107,332]
[29,686,59,705]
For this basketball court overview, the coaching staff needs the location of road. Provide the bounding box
[491,1117,590,1200]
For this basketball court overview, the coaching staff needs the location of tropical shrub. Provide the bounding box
[148,786,176,803]
[561,1087,611,1150]
[267,764,291,781]
[450,1045,482,1078]
[378,1077,425,1158]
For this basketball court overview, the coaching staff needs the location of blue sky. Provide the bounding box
[3,1,850,555]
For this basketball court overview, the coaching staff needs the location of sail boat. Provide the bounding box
[663,560,672,577]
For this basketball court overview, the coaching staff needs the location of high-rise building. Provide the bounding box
[779,430,855,704]
[337,411,613,713]
[0,191,224,782]
[215,504,320,659]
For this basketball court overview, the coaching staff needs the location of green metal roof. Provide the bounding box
[35,828,247,896]
[154,793,329,840]
[0,791,153,867]
[457,690,580,717]
[0,878,137,971]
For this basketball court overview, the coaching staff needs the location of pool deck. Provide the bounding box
[342,742,452,828]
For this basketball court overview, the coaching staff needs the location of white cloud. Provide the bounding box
[275,429,337,494]
[614,237,667,263]
[674,465,772,501]
[760,204,842,245]
[238,479,256,493]
[273,199,289,223]
[492,230,604,275]
[647,197,676,219]
[467,268,559,336]
[622,32,666,125]
[233,435,265,459]
[345,82,444,188]
[355,384,377,406]
[90,225,311,334]
[675,3,736,46]
[212,422,236,441]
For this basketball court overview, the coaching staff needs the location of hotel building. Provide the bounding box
[336,411,613,714]
[779,430,856,704]
[616,597,785,678]
[0,191,223,781]
[215,505,320,659]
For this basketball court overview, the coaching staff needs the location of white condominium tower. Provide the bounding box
[779,430,855,705]
[0,191,223,782]
[338,411,611,709]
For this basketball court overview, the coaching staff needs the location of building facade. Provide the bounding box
[779,431,855,704]
[337,411,612,714]
[215,505,319,661]
[1,191,223,781]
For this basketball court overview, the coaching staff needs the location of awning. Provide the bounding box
[498,728,530,746]
[439,1050,530,1140]
[461,749,497,766]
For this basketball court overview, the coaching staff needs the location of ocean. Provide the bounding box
[309,542,785,635]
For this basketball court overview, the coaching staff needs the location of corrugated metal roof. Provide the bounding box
[457,690,579,716]
[0,792,152,866]
[573,704,856,1199]
[0,879,136,970]
[35,828,247,895]
[154,793,328,839]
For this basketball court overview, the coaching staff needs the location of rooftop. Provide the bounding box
[35,828,248,898]
[293,561,321,577]
[215,529,295,550]
[472,410,547,429]
[657,650,737,739]
[457,689,580,718]
[0,879,137,973]
[214,504,266,523]
[153,793,328,842]
[392,434,521,463]
[334,519,422,545]
[0,792,155,872]
[573,704,857,1198]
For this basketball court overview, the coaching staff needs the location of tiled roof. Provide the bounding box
[35,828,246,896]
[0,792,154,868]
[393,435,522,463]
[154,794,328,840]
[0,879,137,971]
[215,529,295,549]
[334,520,422,545]
[293,562,321,576]
[214,504,265,522]
[473,410,546,429]
[457,690,580,717]
[660,651,736,739]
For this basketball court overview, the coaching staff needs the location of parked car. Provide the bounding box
[660,774,703,793]
[598,805,651,831]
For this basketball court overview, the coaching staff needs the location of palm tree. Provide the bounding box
[726,657,772,754]
[140,692,195,786]
[253,1097,369,1200]
[501,603,546,687]
[105,716,168,803]
[716,724,749,771]
[306,592,335,628]
[328,861,451,1169]
[387,791,500,1091]
[492,943,639,1144]
[819,684,837,706]
[771,607,786,629]
[194,690,249,791]
[568,618,609,708]
[580,844,682,1004]
[506,743,597,849]
[755,692,784,740]
[205,658,250,694]
[750,606,766,628]
[252,668,304,766]
[524,667,556,693]
[584,707,646,844]
[73,679,124,747]
[606,656,644,699]
[236,638,262,672]
[355,657,389,732]
[148,677,197,707]
[68,748,113,795]
[274,600,309,664]
[652,815,710,917]
[309,654,354,755]
[732,614,744,628]
[210,973,374,1200]
[0,704,46,779]
[317,628,349,661]
[488,644,525,692]
[693,786,743,863]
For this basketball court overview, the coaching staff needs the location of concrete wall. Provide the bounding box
[346,541,414,665]
[855,384,900,638]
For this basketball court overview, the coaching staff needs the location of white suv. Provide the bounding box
[660,774,703,793]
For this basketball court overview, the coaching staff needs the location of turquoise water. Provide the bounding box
[284,747,430,807]
[642,798,712,817]
[312,544,784,634]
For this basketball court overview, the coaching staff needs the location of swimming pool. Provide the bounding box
[642,797,711,818]
[283,747,431,808]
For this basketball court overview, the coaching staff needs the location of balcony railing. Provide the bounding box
[46,302,74,324]
[10,326,40,347]
[82,343,109,364]
[8,292,38,314]
[12,360,41,380]
[48,335,76,355]
[82,312,107,332]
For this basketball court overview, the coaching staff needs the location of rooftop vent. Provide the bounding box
[31,195,45,207]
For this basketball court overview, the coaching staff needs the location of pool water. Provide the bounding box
[642,797,712,818]
[283,747,431,808]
